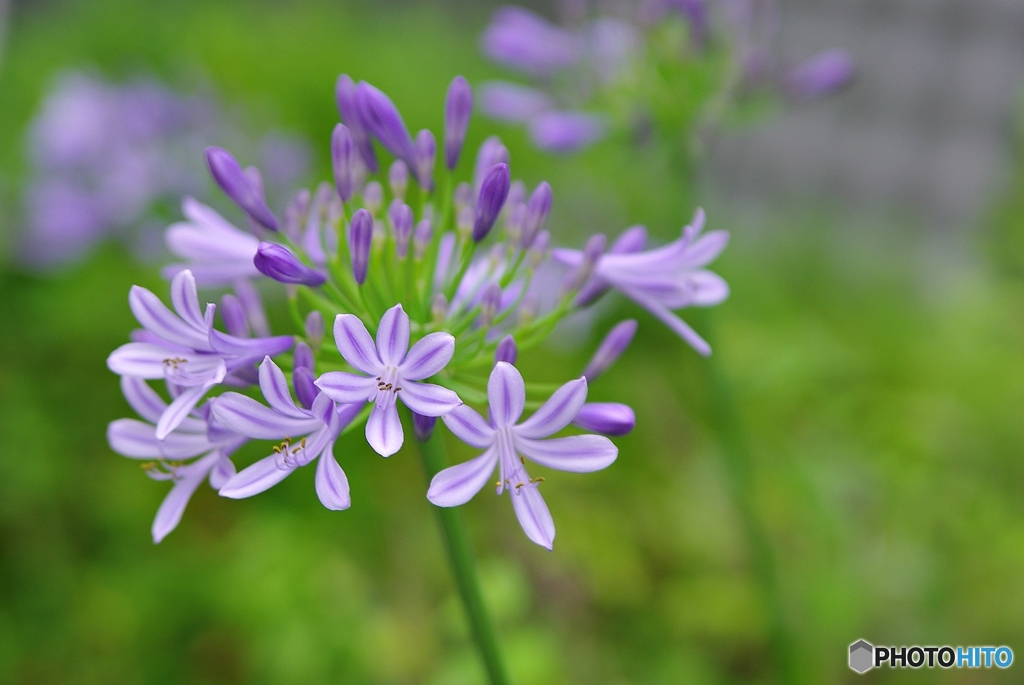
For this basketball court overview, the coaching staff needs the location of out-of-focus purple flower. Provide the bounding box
[473,163,512,242]
[389,201,414,258]
[427,362,617,549]
[444,75,473,170]
[349,208,373,285]
[413,412,438,442]
[213,357,363,509]
[667,0,709,47]
[562,233,606,293]
[583,319,638,381]
[205,147,279,231]
[528,111,606,153]
[108,376,244,542]
[572,402,635,436]
[336,73,378,172]
[415,129,436,190]
[522,181,552,248]
[253,242,326,287]
[482,6,583,76]
[316,304,461,457]
[473,136,510,192]
[305,310,324,348]
[479,81,553,123]
[356,81,417,170]
[587,18,643,83]
[784,49,856,100]
[576,224,648,306]
[106,269,294,438]
[362,181,384,214]
[163,197,262,287]
[331,123,356,202]
[553,208,728,355]
[495,335,518,365]
[414,219,433,260]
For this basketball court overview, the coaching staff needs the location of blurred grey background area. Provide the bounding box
[708,0,1024,230]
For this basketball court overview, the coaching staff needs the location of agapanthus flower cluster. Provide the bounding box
[21,70,310,267]
[107,74,729,549]
[479,1,855,153]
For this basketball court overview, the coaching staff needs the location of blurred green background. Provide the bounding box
[3,0,1024,683]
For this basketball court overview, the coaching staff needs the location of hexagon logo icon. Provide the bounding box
[849,640,874,674]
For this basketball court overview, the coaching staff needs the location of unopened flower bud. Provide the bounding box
[304,310,324,348]
[572,402,635,436]
[444,75,473,170]
[253,242,326,286]
[583,319,637,381]
[356,81,417,166]
[348,208,373,285]
[335,73,378,172]
[414,219,433,260]
[507,180,526,210]
[220,294,249,338]
[522,181,552,248]
[454,182,474,212]
[495,335,518,365]
[456,205,475,240]
[388,159,409,200]
[474,136,510,191]
[389,201,414,258]
[413,412,437,442]
[362,181,383,214]
[506,202,527,245]
[431,293,449,324]
[294,341,315,372]
[415,129,436,189]
[611,224,647,253]
[331,123,356,202]
[563,233,606,293]
[205,147,278,231]
[528,229,550,267]
[480,283,502,325]
[473,163,511,242]
[293,367,320,410]
[283,188,311,241]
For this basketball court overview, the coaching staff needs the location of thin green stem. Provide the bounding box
[415,429,512,685]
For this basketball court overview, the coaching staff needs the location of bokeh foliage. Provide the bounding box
[2,1,1024,684]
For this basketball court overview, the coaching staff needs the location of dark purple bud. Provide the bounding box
[414,129,436,189]
[583,319,637,381]
[413,412,437,442]
[362,181,383,214]
[205,147,279,231]
[473,163,511,242]
[293,366,320,410]
[355,81,417,166]
[388,160,409,200]
[473,136,510,191]
[413,219,433,260]
[305,310,324,347]
[331,124,356,202]
[254,242,326,286]
[480,282,502,324]
[349,208,373,284]
[335,74,378,172]
[444,75,473,170]
[389,201,414,258]
[284,188,312,241]
[294,341,315,372]
[785,49,856,100]
[572,402,635,436]
[220,294,249,338]
[528,111,606,153]
[495,335,518,365]
[522,181,552,248]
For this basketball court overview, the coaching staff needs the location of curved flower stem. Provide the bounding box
[416,429,513,685]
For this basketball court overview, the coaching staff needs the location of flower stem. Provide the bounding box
[416,430,513,685]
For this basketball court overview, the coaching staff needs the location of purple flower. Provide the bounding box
[473,163,512,242]
[528,111,606,153]
[205,147,279,231]
[107,269,293,438]
[583,319,637,381]
[521,181,552,248]
[444,75,473,170]
[335,74,378,172]
[553,208,728,355]
[572,402,635,436]
[356,81,417,170]
[316,304,461,457]
[107,377,243,542]
[785,49,856,100]
[479,81,553,123]
[481,6,583,76]
[427,362,617,550]
[212,357,362,509]
[253,242,327,287]
[163,197,261,287]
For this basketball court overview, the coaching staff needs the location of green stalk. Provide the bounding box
[416,429,513,685]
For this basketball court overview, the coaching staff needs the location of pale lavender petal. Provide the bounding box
[258,356,306,418]
[314,441,351,510]
[219,454,296,499]
[681,230,729,269]
[119,376,166,425]
[510,486,555,550]
[427,447,499,507]
[156,382,215,440]
[515,434,618,472]
[108,419,208,459]
[399,332,455,380]
[366,404,404,457]
[516,377,588,439]
[333,314,381,374]
[152,451,221,543]
[208,454,237,489]
[162,262,260,288]
[375,304,410,367]
[399,381,461,417]
[169,270,206,331]
[479,81,553,123]
[685,270,730,306]
[482,6,582,75]
[315,371,374,404]
[572,402,635,436]
[488,362,526,427]
[108,342,184,379]
[212,392,321,439]
[208,329,293,359]
[234,278,271,338]
[621,286,711,356]
[441,405,495,449]
[128,285,210,350]
[528,111,606,153]
[611,225,648,254]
